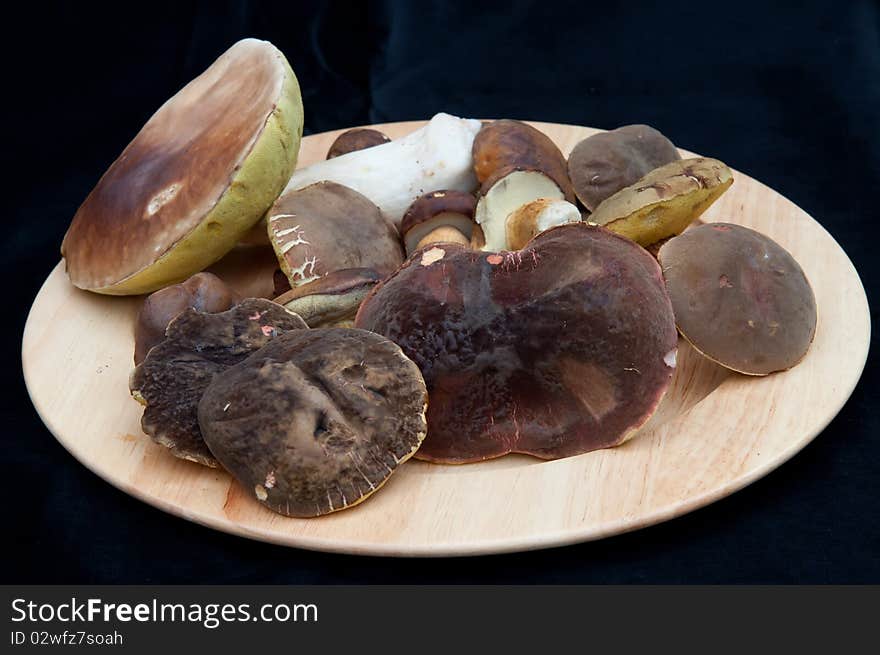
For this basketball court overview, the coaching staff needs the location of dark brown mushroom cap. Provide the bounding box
[326,128,391,159]
[129,299,308,467]
[273,268,381,327]
[197,328,427,517]
[472,120,576,203]
[658,223,817,375]
[400,190,477,235]
[355,223,678,463]
[267,181,404,287]
[568,124,681,211]
[134,272,239,365]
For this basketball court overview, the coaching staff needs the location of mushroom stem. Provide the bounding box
[416,226,471,251]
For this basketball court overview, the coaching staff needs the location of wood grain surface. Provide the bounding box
[21,121,871,556]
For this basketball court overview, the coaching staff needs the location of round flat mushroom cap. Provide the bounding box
[267,181,404,287]
[355,224,678,463]
[198,328,428,517]
[658,223,817,375]
[61,39,304,294]
[129,299,308,467]
[568,124,681,211]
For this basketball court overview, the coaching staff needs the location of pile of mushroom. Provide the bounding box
[58,37,818,518]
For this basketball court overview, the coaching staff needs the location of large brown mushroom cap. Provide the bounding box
[134,272,239,365]
[658,223,817,375]
[61,39,304,295]
[568,124,681,211]
[355,223,678,463]
[198,328,428,517]
[267,181,404,287]
[129,299,308,467]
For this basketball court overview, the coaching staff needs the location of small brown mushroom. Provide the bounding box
[568,124,681,212]
[129,299,308,467]
[273,268,381,327]
[326,128,391,159]
[355,224,678,463]
[198,328,428,517]
[400,190,477,254]
[134,272,239,365]
[658,223,817,375]
[267,181,404,288]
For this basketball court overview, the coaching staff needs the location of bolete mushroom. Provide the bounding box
[198,328,428,517]
[658,223,817,375]
[273,268,381,327]
[400,190,477,254]
[355,223,678,463]
[327,128,391,159]
[61,39,304,295]
[505,198,582,251]
[134,272,239,365]
[567,124,681,212]
[589,157,734,247]
[267,181,404,288]
[129,299,308,467]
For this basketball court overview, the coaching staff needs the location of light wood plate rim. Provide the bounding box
[23,120,871,557]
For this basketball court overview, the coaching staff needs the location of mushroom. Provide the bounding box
[273,268,381,327]
[658,223,817,375]
[472,119,575,201]
[327,128,391,159]
[285,113,481,228]
[474,167,567,251]
[198,328,428,517]
[205,244,286,300]
[589,158,734,247]
[505,198,582,251]
[267,181,404,288]
[355,223,678,463]
[400,190,477,254]
[567,124,681,212]
[61,39,304,295]
[134,272,239,365]
[129,299,308,467]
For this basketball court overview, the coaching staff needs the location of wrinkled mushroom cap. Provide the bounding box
[400,190,477,254]
[267,181,404,287]
[198,328,428,517]
[273,267,381,327]
[129,299,308,467]
[658,222,817,375]
[355,223,678,463]
[61,39,304,295]
[326,128,391,159]
[568,124,681,212]
[134,272,239,365]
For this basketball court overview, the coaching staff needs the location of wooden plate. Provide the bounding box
[22,121,870,556]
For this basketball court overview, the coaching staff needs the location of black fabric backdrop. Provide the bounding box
[4,0,878,583]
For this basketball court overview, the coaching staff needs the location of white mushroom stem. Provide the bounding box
[285,113,482,228]
[505,198,582,250]
[475,170,565,251]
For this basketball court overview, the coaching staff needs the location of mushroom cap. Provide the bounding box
[472,119,575,202]
[400,190,477,253]
[568,124,681,211]
[198,328,428,517]
[658,223,817,375]
[273,268,381,327]
[129,299,308,467]
[61,39,304,294]
[326,128,391,159]
[355,223,678,463]
[134,272,239,365]
[267,181,404,287]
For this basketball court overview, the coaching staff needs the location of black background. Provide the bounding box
[4,1,878,583]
